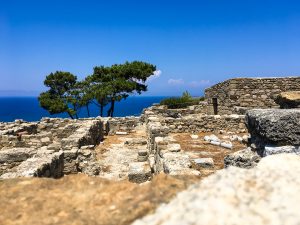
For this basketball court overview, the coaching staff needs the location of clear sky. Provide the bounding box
[1,0,300,96]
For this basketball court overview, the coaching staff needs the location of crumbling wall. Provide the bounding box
[0,118,104,178]
[104,117,141,135]
[205,77,300,115]
[160,115,246,133]
[142,107,246,134]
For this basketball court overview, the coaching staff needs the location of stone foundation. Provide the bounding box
[0,118,104,178]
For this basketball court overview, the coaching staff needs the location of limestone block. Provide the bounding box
[138,149,148,157]
[115,131,128,135]
[264,145,300,156]
[224,148,261,169]
[190,134,199,139]
[163,152,191,175]
[246,109,300,149]
[192,158,214,169]
[204,134,220,142]
[220,141,233,149]
[0,148,37,163]
[168,143,181,152]
[1,151,64,179]
[128,162,152,183]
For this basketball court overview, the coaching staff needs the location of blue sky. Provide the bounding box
[1,0,300,96]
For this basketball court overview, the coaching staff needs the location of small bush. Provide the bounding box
[160,91,204,109]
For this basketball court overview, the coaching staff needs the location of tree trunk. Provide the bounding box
[86,104,90,117]
[100,104,104,117]
[67,112,74,119]
[110,99,115,117]
[73,105,78,119]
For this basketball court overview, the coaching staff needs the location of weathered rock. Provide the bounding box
[246,109,300,151]
[125,138,147,146]
[0,148,36,163]
[275,91,300,108]
[138,149,148,157]
[204,134,220,142]
[116,131,128,135]
[264,145,300,156]
[220,141,233,149]
[80,161,101,176]
[162,152,192,175]
[133,154,300,225]
[224,148,261,168]
[128,162,152,183]
[1,151,64,179]
[190,134,199,139]
[192,158,214,169]
[137,155,148,162]
[168,143,181,152]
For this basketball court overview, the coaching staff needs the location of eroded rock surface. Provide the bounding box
[133,154,300,225]
[224,147,261,168]
[246,109,300,152]
[275,91,300,108]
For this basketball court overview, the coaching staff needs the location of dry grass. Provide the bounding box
[0,174,197,225]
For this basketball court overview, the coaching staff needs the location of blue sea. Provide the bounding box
[0,96,167,122]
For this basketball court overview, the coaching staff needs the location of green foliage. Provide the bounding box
[90,61,156,117]
[160,91,204,109]
[39,61,156,118]
[181,90,192,100]
[38,71,79,119]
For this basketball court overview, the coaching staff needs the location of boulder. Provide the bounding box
[133,154,300,225]
[275,91,300,108]
[224,148,261,169]
[246,109,300,152]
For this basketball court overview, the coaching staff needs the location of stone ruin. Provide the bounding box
[205,77,300,115]
[0,76,299,185]
[0,118,103,178]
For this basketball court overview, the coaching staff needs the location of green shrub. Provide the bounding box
[160,91,204,109]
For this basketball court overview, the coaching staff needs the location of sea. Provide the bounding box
[0,96,167,122]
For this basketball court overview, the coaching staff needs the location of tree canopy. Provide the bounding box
[38,71,80,119]
[38,61,156,118]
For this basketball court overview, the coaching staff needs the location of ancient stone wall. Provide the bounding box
[141,104,208,121]
[104,116,141,135]
[0,118,104,178]
[205,77,300,115]
[160,115,246,133]
[142,107,246,134]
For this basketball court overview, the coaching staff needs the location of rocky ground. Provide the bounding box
[96,125,148,180]
[0,174,197,225]
[173,132,248,176]
[1,108,298,225]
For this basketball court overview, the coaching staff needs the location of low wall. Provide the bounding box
[104,117,141,135]
[161,114,246,133]
[0,118,104,178]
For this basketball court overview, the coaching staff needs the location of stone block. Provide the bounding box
[246,109,300,150]
[192,158,214,169]
[128,162,152,183]
[224,148,261,169]
[264,145,300,156]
